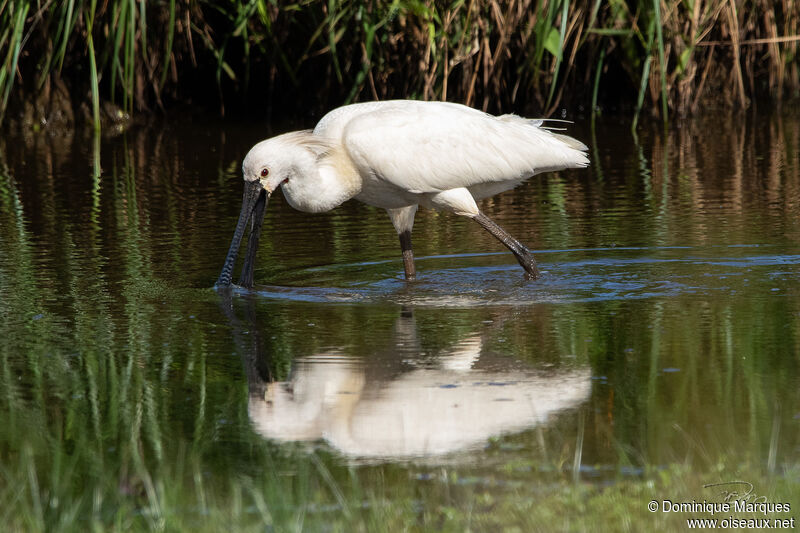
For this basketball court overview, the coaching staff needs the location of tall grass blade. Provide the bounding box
[159,0,177,90]
[87,0,101,131]
[0,3,28,122]
[327,0,344,84]
[633,18,656,131]
[87,35,101,131]
[653,0,668,120]
[56,0,77,73]
[545,0,570,112]
[591,47,605,117]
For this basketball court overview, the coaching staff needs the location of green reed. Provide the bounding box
[0,2,28,118]
[1,1,798,128]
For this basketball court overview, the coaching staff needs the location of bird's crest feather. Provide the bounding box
[278,130,335,160]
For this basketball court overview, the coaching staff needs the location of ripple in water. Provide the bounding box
[241,246,800,307]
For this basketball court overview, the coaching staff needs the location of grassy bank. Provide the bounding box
[2,1,799,129]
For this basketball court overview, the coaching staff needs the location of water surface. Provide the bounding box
[1,112,798,530]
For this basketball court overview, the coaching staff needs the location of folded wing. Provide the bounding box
[341,101,589,194]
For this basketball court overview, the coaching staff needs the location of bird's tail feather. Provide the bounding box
[550,132,588,151]
[499,114,588,150]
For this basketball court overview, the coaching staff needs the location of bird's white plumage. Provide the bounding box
[245,100,589,223]
[245,100,588,215]
[314,100,588,200]
[241,100,588,215]
[224,100,590,284]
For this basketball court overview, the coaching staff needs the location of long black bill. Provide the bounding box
[215,180,269,288]
[238,185,268,288]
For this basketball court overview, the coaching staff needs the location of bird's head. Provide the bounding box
[242,136,305,193]
[216,131,330,289]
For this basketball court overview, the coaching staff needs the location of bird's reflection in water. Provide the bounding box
[224,296,590,460]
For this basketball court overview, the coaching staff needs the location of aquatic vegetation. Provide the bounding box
[1,1,798,128]
[1,99,799,531]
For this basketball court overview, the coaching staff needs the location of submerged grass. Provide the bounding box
[1,0,798,128]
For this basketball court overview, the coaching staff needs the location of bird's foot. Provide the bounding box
[523,269,540,281]
[513,247,540,280]
[521,260,540,280]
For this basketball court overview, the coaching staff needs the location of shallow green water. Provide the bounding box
[0,112,799,531]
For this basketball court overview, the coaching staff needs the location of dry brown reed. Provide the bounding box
[1,0,798,128]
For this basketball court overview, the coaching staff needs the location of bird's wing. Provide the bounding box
[340,101,588,194]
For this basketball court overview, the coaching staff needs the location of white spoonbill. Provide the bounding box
[216,100,588,288]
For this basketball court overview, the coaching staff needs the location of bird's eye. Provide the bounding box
[260,168,269,177]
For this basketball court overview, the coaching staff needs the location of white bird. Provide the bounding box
[216,100,589,288]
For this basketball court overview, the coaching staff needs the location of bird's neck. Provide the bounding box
[283,148,362,213]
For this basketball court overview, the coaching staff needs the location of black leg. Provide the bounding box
[472,211,539,279]
[398,230,416,281]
